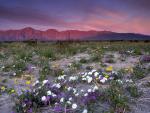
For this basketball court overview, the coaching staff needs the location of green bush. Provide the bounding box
[38,48,55,59]
[132,65,145,79]
[106,80,129,112]
[79,58,88,63]
[126,84,140,98]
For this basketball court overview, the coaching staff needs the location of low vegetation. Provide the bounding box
[0,41,150,113]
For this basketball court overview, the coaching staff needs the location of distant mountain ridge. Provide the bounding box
[0,27,150,41]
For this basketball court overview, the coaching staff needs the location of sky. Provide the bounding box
[0,0,150,35]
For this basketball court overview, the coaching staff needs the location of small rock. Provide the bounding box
[140,55,150,63]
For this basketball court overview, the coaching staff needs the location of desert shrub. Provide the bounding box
[15,49,33,62]
[71,61,82,70]
[14,61,26,71]
[90,54,100,62]
[1,65,12,72]
[79,58,88,64]
[2,79,8,83]
[132,65,145,79]
[133,48,142,55]
[2,60,26,77]
[106,80,129,112]
[40,65,51,75]
[144,82,150,87]
[126,84,140,98]
[39,75,47,81]
[25,76,32,81]
[85,66,93,70]
[105,59,116,63]
[12,60,26,77]
[38,48,56,59]
[0,53,5,59]
[63,47,78,56]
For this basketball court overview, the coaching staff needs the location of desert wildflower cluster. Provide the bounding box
[1,42,149,113]
[14,66,120,113]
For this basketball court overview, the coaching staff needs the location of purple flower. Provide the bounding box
[46,96,51,101]
[82,92,100,104]
[54,104,63,112]
[28,108,33,113]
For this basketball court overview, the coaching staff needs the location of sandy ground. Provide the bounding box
[0,51,150,113]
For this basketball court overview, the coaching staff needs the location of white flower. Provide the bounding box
[81,75,85,78]
[41,96,47,101]
[39,86,42,89]
[35,92,39,96]
[129,79,133,83]
[88,71,93,75]
[81,72,88,77]
[64,75,67,77]
[109,77,114,80]
[100,78,107,83]
[112,71,117,74]
[55,102,58,105]
[33,89,36,92]
[33,80,39,86]
[13,72,16,76]
[64,80,67,83]
[69,76,78,81]
[60,98,64,103]
[55,83,61,88]
[84,93,88,97]
[87,76,93,83]
[53,83,61,88]
[81,89,84,92]
[73,88,77,94]
[22,103,26,107]
[125,79,133,83]
[69,97,73,101]
[47,90,52,95]
[82,109,88,113]
[43,80,48,85]
[99,75,102,78]
[35,80,39,84]
[67,101,71,105]
[81,72,85,75]
[57,75,67,80]
[82,77,86,81]
[84,72,88,75]
[93,86,99,91]
[94,72,99,77]
[58,76,62,80]
[117,79,123,84]
[1,66,5,69]
[31,66,36,69]
[127,50,134,54]
[68,63,72,67]
[67,87,72,91]
[52,93,57,97]
[88,89,92,93]
[75,93,79,96]
[91,69,96,73]
[104,46,108,49]
[32,80,39,86]
[72,103,77,109]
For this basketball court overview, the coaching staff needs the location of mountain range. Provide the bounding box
[0,27,150,41]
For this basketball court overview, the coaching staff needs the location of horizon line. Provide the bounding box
[0,27,149,36]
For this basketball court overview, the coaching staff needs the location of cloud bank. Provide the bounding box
[0,0,150,34]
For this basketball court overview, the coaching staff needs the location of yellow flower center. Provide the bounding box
[26,80,31,85]
[106,66,113,72]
